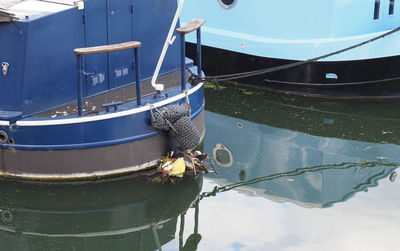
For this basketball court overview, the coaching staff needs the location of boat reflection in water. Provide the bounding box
[0,175,202,250]
[203,83,399,208]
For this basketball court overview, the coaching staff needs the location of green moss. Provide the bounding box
[204,82,217,89]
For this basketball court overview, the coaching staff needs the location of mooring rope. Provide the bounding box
[264,75,400,87]
[192,26,400,83]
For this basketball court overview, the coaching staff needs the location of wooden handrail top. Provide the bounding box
[176,19,205,35]
[74,41,142,55]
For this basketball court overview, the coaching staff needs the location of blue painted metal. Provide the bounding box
[0,7,85,118]
[0,0,205,155]
[77,54,83,117]
[0,111,22,121]
[180,34,186,91]
[107,0,135,89]
[0,0,186,120]
[102,101,123,112]
[181,0,400,61]
[1,104,203,151]
[134,47,141,106]
[77,43,142,115]
[83,0,109,96]
[196,28,202,76]
[133,0,181,79]
[0,88,204,150]
[0,22,26,114]
[179,25,203,90]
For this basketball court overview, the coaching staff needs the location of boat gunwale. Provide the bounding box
[15,83,204,127]
[0,121,9,126]
[2,106,204,150]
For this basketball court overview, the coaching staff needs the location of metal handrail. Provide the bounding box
[74,41,142,117]
[176,19,205,91]
[150,0,185,92]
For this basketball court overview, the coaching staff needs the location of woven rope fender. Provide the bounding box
[151,104,200,150]
[151,104,190,131]
[169,116,201,150]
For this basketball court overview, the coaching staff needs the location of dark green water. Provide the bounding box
[1,83,400,250]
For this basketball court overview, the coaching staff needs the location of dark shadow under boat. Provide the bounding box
[0,174,203,250]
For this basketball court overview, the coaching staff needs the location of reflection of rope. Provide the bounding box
[353,169,385,190]
[192,161,398,207]
[152,224,162,251]
[179,204,202,251]
[179,213,185,251]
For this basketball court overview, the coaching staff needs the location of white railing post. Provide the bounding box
[151,0,184,92]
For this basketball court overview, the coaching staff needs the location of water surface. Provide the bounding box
[1,83,399,250]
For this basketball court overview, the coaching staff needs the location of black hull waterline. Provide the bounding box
[188,44,400,99]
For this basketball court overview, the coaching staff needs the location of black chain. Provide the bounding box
[192,161,398,207]
[192,26,400,83]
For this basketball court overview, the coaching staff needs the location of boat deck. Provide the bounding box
[36,70,190,118]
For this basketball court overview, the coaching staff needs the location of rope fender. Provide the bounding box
[150,101,200,151]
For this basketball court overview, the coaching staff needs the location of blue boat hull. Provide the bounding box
[0,0,206,180]
[0,88,205,179]
[0,83,205,180]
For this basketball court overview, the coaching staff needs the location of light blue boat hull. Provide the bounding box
[182,0,400,98]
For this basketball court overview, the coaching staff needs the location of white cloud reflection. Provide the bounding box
[167,177,400,251]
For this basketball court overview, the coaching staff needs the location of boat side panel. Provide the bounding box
[0,21,27,113]
[133,0,181,79]
[1,0,186,120]
[21,7,85,117]
[108,0,136,89]
[83,0,109,96]
[0,110,204,178]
